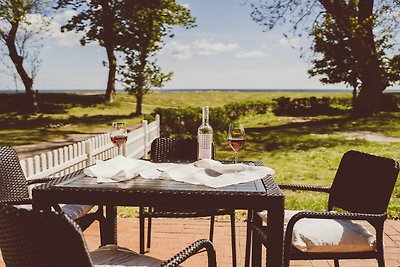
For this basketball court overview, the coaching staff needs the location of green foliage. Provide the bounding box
[0,0,51,112]
[308,15,361,91]
[56,0,124,48]
[224,100,269,120]
[380,94,399,112]
[271,95,398,116]
[118,0,195,114]
[272,96,350,116]
[56,0,126,101]
[150,100,272,140]
[250,0,400,116]
[151,106,230,141]
[309,13,400,93]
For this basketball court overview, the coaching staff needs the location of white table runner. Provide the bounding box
[84,156,275,188]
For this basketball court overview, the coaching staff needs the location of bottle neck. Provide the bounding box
[202,106,209,125]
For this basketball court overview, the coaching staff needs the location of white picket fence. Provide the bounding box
[20,115,160,180]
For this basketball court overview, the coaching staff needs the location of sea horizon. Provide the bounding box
[1,88,399,93]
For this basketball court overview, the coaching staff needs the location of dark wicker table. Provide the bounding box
[32,166,284,267]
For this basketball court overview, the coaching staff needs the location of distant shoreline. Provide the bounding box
[1,88,399,93]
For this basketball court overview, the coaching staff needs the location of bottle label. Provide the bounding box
[198,134,213,159]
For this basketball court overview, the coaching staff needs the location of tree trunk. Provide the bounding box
[320,0,386,117]
[135,93,143,115]
[352,0,386,116]
[5,22,38,112]
[105,45,116,102]
[354,82,383,116]
[100,0,116,103]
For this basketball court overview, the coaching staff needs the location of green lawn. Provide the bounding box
[1,91,399,219]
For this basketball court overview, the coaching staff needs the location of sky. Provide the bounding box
[0,0,398,91]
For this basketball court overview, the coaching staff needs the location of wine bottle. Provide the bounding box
[197,106,213,159]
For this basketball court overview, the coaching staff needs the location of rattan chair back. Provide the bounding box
[151,137,216,162]
[0,204,93,267]
[328,150,399,214]
[0,146,30,201]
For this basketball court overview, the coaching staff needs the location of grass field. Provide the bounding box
[1,91,400,219]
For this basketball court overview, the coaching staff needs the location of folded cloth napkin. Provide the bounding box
[158,159,275,188]
[194,158,253,174]
[84,156,159,183]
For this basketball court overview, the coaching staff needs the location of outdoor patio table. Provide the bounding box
[32,161,284,267]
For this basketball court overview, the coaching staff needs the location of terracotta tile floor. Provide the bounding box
[1,218,400,266]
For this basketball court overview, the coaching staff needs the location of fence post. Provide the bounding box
[155,114,160,138]
[86,139,94,166]
[122,132,127,157]
[142,120,149,159]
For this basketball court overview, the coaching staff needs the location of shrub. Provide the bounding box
[380,93,399,112]
[223,100,269,120]
[272,96,349,116]
[151,106,230,140]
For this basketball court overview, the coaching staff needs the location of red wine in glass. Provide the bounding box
[111,135,128,147]
[228,123,246,164]
[228,138,246,153]
[110,122,128,155]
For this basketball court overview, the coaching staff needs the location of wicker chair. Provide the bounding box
[0,204,217,267]
[246,150,399,267]
[0,145,103,233]
[140,137,237,266]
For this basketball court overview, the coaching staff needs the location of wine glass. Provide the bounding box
[110,122,128,155]
[227,122,246,164]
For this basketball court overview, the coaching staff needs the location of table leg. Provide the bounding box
[245,209,253,267]
[266,202,284,266]
[139,206,145,254]
[251,209,262,267]
[101,205,117,246]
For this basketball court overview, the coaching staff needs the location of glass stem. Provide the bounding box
[234,151,238,164]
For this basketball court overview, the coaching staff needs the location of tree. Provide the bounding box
[118,0,195,115]
[308,15,361,106]
[250,0,400,116]
[56,0,125,102]
[0,0,51,112]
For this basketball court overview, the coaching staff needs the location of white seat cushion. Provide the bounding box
[91,245,167,266]
[61,204,95,220]
[258,210,376,253]
[14,204,94,220]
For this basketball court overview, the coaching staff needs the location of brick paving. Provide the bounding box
[1,217,400,266]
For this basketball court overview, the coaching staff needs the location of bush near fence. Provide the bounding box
[272,94,399,116]
[149,100,270,140]
[145,94,399,141]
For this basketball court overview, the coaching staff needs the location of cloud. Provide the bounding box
[47,10,85,48]
[163,39,239,60]
[279,37,301,48]
[386,10,400,19]
[235,50,268,59]
[181,3,190,9]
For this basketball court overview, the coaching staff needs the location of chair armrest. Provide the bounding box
[0,198,32,205]
[288,210,386,223]
[27,177,56,186]
[278,183,330,193]
[0,198,62,213]
[160,239,216,267]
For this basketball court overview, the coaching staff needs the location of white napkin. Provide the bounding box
[159,160,275,188]
[194,158,251,174]
[84,156,160,183]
